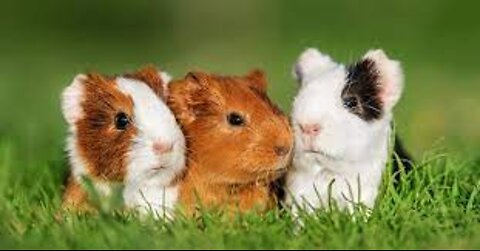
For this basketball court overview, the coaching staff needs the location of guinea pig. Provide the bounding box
[285,48,412,215]
[167,70,294,216]
[61,66,186,218]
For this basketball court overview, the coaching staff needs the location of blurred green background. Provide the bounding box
[1,0,479,166]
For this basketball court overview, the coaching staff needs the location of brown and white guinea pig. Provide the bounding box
[167,70,294,215]
[285,48,411,216]
[61,66,186,218]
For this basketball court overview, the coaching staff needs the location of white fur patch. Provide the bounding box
[159,71,172,97]
[286,48,403,216]
[66,133,88,182]
[61,74,87,126]
[62,74,89,182]
[294,48,338,84]
[123,179,179,219]
[116,77,186,219]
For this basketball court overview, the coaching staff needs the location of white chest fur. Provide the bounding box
[123,176,179,220]
[285,147,387,215]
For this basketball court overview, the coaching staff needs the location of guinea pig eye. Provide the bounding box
[343,96,359,110]
[114,112,130,130]
[227,112,245,127]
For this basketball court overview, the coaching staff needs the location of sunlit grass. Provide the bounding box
[0,138,478,249]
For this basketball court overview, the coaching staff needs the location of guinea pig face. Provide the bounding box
[62,72,185,184]
[292,49,403,162]
[169,71,293,184]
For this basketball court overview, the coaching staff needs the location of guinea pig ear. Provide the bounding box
[125,65,167,99]
[168,71,210,124]
[245,69,268,93]
[293,48,338,85]
[61,74,87,125]
[362,49,404,111]
[185,71,210,87]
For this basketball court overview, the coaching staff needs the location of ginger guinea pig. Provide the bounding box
[286,48,411,215]
[61,66,186,218]
[167,70,293,215]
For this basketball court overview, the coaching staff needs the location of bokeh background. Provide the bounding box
[1,0,479,167]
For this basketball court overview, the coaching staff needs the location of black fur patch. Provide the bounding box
[270,174,286,209]
[391,134,414,186]
[342,59,383,121]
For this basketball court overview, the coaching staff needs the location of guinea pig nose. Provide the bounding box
[274,146,290,157]
[300,123,321,136]
[152,141,173,155]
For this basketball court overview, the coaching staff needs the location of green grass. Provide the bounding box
[0,138,479,249]
[1,0,480,249]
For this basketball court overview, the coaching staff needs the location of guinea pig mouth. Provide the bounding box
[255,167,287,180]
[151,166,166,171]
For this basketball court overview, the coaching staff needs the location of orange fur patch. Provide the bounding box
[75,73,136,181]
[62,176,93,212]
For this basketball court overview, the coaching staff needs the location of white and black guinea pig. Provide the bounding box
[61,66,186,219]
[285,48,412,215]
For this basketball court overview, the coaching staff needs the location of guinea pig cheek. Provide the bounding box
[257,124,292,178]
[331,111,370,158]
